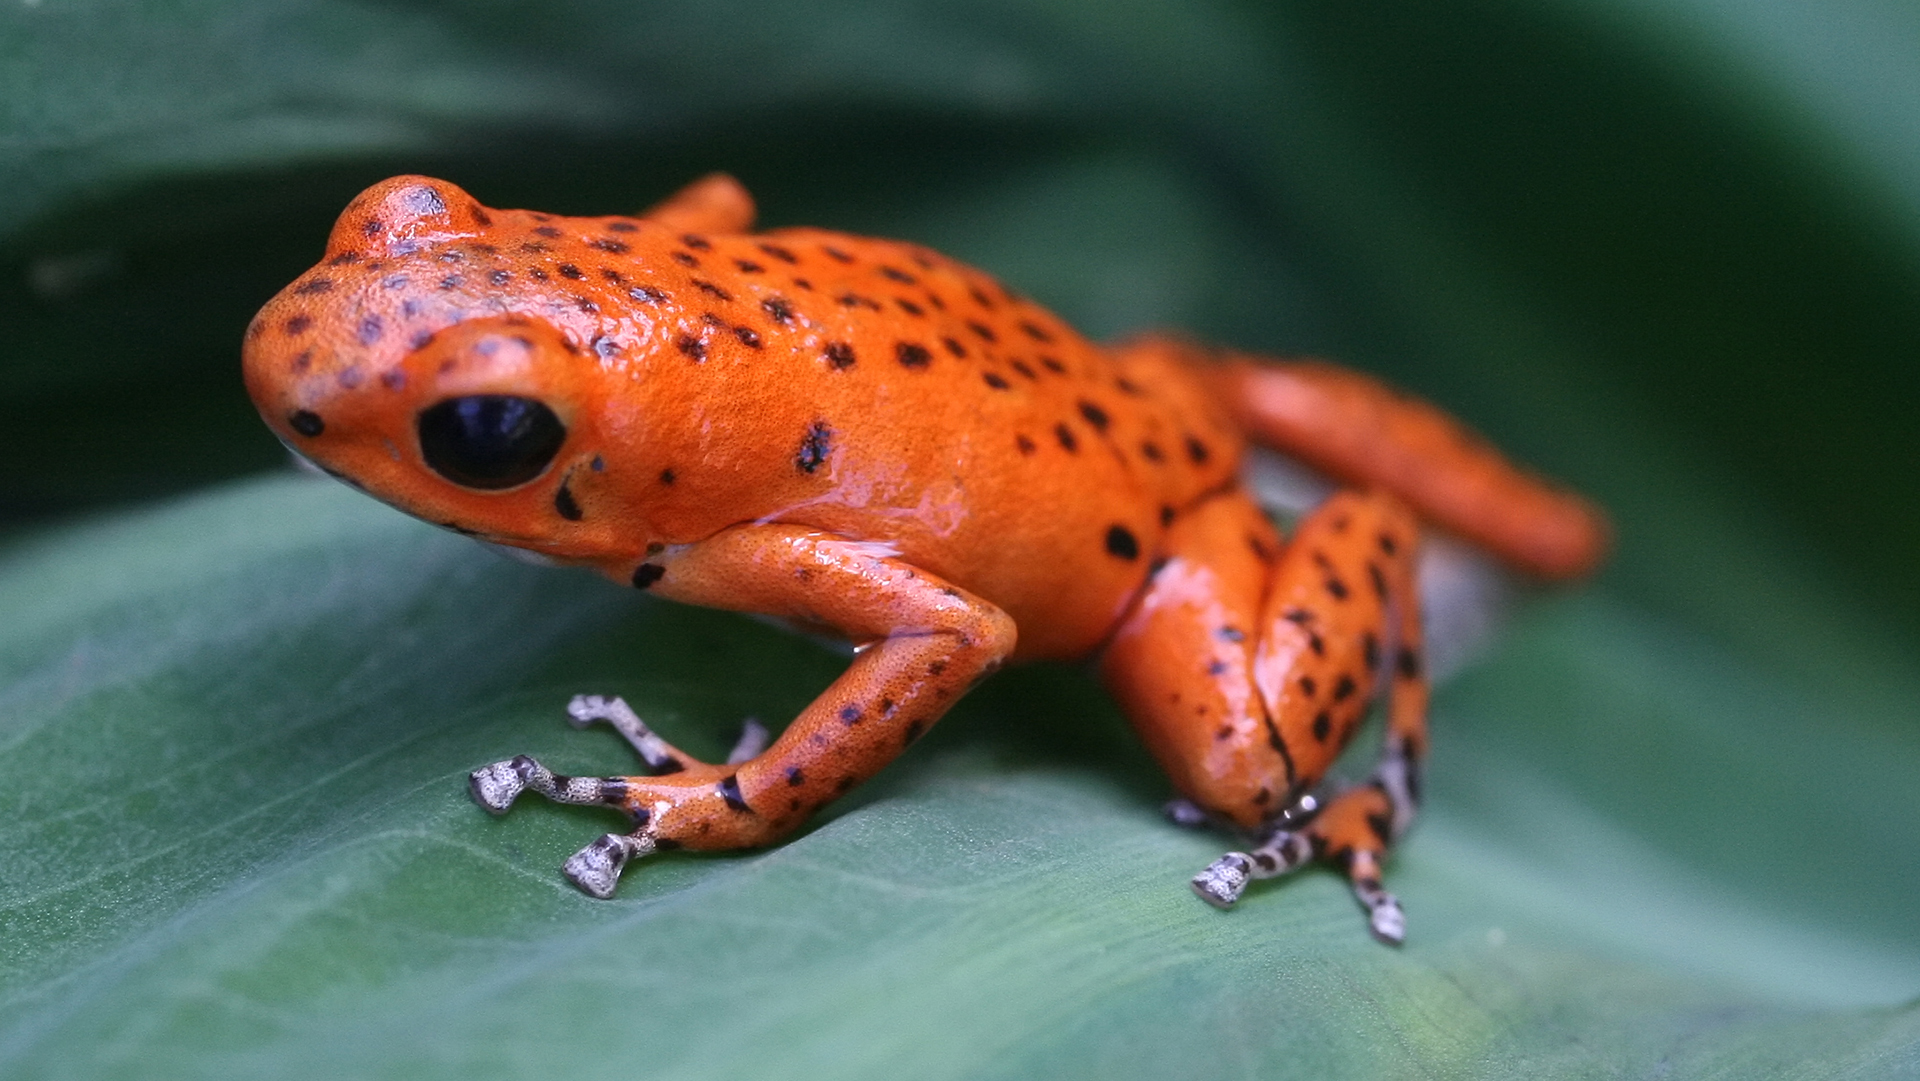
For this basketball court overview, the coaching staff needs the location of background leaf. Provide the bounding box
[2,1,1916,1077]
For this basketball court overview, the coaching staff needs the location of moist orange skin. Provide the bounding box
[243,174,1606,881]
[245,175,1243,661]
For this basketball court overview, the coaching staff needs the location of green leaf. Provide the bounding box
[3,477,1917,1078]
[4,0,1918,1076]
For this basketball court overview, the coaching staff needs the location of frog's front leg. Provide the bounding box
[469,523,1017,897]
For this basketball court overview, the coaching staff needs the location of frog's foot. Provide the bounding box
[472,696,822,897]
[564,693,767,770]
[470,696,709,813]
[564,694,708,774]
[725,717,770,765]
[467,753,635,815]
[1171,788,1319,831]
[1192,781,1409,944]
[1163,798,1218,829]
[466,752,665,896]
[470,695,720,897]
[1345,849,1405,946]
[1190,827,1315,909]
[1187,787,1324,897]
[561,829,658,899]
[1308,764,1413,945]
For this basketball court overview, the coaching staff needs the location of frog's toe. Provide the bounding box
[725,717,770,764]
[1190,852,1253,908]
[1190,828,1314,909]
[563,830,657,898]
[1347,851,1406,946]
[469,756,532,812]
[1366,892,1407,945]
[565,694,708,773]
[467,754,628,814]
[466,752,660,897]
[1163,798,1214,829]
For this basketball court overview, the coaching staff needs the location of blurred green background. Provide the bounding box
[2,1,1916,1077]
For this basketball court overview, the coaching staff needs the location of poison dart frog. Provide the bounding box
[243,174,1608,943]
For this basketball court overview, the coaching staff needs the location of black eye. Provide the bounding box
[417,395,566,489]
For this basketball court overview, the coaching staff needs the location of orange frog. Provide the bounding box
[243,174,1607,942]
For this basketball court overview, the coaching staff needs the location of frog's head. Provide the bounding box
[242,176,652,565]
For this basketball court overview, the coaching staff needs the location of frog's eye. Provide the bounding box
[417,395,566,489]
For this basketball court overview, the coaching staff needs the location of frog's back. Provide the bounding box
[712,226,1245,657]
[243,177,1243,659]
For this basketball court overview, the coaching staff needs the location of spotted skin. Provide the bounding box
[1102,490,1425,827]
[242,174,1609,940]
[1201,360,1608,580]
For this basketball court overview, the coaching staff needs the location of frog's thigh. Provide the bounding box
[1183,489,1430,942]
[1101,490,1290,828]
[1203,357,1608,580]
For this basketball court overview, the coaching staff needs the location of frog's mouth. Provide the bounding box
[273,432,367,494]
[276,431,565,568]
[476,540,562,567]
[275,434,327,479]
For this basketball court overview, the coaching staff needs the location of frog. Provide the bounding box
[242,173,1608,943]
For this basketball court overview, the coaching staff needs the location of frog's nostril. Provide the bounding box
[288,410,325,437]
[417,395,566,490]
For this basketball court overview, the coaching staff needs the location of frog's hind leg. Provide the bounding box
[1104,487,1429,943]
[1193,490,1429,943]
[1191,777,1418,944]
[1192,344,1609,581]
[1100,490,1294,825]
